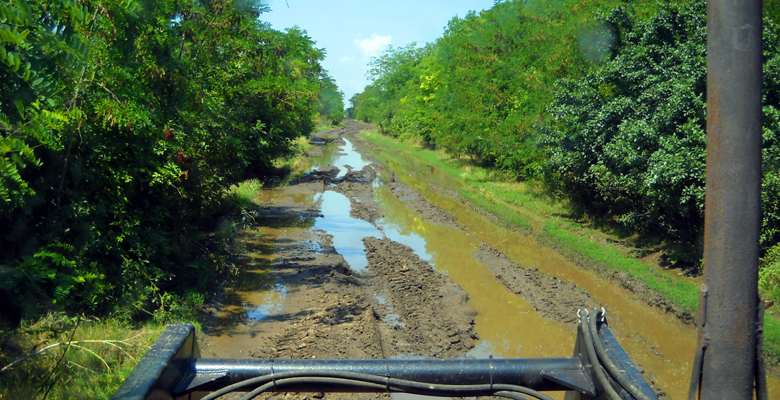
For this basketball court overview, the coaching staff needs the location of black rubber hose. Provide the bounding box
[200,369,554,400]
[588,309,654,400]
[493,390,534,400]
[580,309,622,400]
[239,377,387,400]
[238,377,537,400]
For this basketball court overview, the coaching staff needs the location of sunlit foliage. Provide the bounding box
[0,0,340,322]
[352,0,780,262]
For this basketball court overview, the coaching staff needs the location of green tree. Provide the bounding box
[0,0,335,321]
[318,72,344,125]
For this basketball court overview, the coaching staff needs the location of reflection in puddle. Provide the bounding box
[337,138,373,177]
[211,228,287,334]
[311,137,372,178]
[373,294,406,328]
[376,218,433,264]
[465,341,496,360]
[246,283,287,321]
[314,191,381,272]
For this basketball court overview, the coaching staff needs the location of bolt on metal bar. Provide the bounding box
[700,0,763,398]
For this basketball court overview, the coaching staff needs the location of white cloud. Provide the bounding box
[341,56,356,63]
[353,34,392,58]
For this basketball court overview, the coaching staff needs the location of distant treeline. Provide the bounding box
[349,0,780,263]
[0,0,342,324]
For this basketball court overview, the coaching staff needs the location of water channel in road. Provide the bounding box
[209,134,780,399]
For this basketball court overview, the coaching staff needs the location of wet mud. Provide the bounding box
[201,121,484,399]
[363,237,477,358]
[200,120,780,400]
[474,244,599,325]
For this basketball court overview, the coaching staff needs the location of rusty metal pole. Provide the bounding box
[700,0,763,398]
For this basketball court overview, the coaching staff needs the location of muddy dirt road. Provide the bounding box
[199,120,778,400]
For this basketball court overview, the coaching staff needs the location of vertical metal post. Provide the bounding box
[701,0,763,398]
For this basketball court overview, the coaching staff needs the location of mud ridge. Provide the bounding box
[385,181,461,229]
[363,237,477,358]
[474,244,599,326]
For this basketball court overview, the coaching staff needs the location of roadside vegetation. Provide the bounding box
[0,0,342,396]
[351,0,780,361]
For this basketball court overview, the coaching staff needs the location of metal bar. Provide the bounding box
[190,357,584,392]
[112,324,200,400]
[116,315,656,400]
[701,0,763,398]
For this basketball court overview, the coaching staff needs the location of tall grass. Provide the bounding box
[228,179,264,207]
[0,315,165,399]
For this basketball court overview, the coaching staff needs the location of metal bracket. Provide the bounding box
[541,368,597,397]
[175,370,230,396]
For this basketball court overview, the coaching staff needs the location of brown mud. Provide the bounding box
[201,122,481,399]
[363,237,477,358]
[474,244,599,325]
[198,120,780,400]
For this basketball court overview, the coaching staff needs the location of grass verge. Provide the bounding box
[539,221,699,314]
[0,315,169,399]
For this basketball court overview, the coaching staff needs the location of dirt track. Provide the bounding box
[198,121,631,399]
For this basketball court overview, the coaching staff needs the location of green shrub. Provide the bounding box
[761,243,780,304]
[229,179,264,207]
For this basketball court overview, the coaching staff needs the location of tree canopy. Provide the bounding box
[0,0,342,322]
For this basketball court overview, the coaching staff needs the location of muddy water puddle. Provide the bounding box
[373,184,572,358]
[206,131,779,399]
[205,218,310,357]
[211,229,284,329]
[373,145,780,398]
[314,191,381,272]
[311,137,371,178]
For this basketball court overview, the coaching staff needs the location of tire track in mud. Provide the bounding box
[203,120,624,399]
[363,237,477,359]
[354,151,598,327]
[203,122,482,400]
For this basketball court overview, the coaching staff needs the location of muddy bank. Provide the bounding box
[363,237,477,358]
[474,244,599,325]
[202,121,483,400]
[539,238,697,326]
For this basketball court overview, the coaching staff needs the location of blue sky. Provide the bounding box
[259,0,497,102]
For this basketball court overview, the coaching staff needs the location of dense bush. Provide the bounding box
[543,1,708,246]
[318,72,345,125]
[352,0,780,261]
[0,0,340,323]
[352,0,642,177]
[545,0,780,254]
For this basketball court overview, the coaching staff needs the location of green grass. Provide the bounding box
[228,179,264,206]
[766,316,780,364]
[540,220,700,314]
[459,188,533,232]
[0,315,167,399]
[473,181,563,218]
